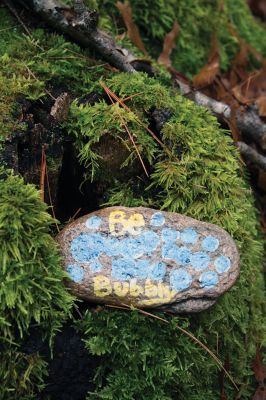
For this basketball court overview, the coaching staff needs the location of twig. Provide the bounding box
[106,303,239,392]
[4,0,32,37]
[100,81,165,148]
[45,159,60,233]
[68,207,82,223]
[101,83,149,177]
[175,78,266,150]
[18,0,137,73]
[40,146,46,202]
[24,65,56,100]
[16,0,266,149]
[236,141,266,171]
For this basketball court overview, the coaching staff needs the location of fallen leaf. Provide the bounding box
[252,346,266,400]
[226,106,241,142]
[193,33,220,89]
[256,95,266,117]
[158,21,180,68]
[231,60,266,105]
[116,1,147,55]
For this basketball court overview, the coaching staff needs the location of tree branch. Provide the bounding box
[176,79,266,150]
[16,0,266,151]
[236,141,266,171]
[18,0,137,73]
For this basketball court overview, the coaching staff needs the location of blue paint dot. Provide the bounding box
[151,212,165,226]
[170,269,192,292]
[148,262,166,281]
[176,246,192,265]
[199,271,218,288]
[85,216,102,229]
[190,251,210,270]
[66,264,84,283]
[138,230,160,256]
[202,236,219,252]
[90,259,103,273]
[112,258,137,280]
[134,259,150,279]
[215,256,231,273]
[125,237,145,258]
[180,227,198,244]
[162,228,180,242]
[70,233,104,262]
[162,244,192,265]
[105,237,123,257]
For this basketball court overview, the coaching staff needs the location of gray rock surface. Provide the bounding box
[56,207,240,313]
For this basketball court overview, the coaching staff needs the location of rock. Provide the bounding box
[56,207,240,313]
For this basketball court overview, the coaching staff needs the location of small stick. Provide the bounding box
[106,303,239,392]
[101,84,149,177]
[40,146,46,202]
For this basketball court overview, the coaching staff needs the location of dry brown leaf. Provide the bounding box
[257,95,266,117]
[193,34,220,89]
[226,107,241,142]
[232,65,266,105]
[157,21,180,68]
[116,1,147,55]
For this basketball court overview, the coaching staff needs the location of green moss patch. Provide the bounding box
[67,72,265,399]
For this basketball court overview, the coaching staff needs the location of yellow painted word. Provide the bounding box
[109,210,145,236]
[93,275,176,306]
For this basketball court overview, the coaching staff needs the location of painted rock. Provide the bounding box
[56,207,240,313]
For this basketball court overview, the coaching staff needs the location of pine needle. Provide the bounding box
[101,82,149,177]
[106,303,239,392]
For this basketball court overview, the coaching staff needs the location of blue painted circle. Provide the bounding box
[150,212,165,226]
[215,255,231,273]
[190,251,210,270]
[162,228,180,242]
[149,261,166,281]
[176,246,192,265]
[170,269,192,292]
[66,264,84,283]
[180,227,198,244]
[90,259,103,273]
[85,216,102,229]
[70,233,104,262]
[199,271,218,288]
[112,258,137,280]
[162,244,192,265]
[202,236,219,252]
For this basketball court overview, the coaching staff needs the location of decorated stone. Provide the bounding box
[56,207,240,313]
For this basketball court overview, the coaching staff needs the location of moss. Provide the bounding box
[0,169,74,398]
[0,3,265,399]
[67,72,265,399]
[0,349,48,400]
[69,0,266,78]
[0,8,110,141]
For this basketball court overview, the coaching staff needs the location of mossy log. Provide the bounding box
[0,2,265,400]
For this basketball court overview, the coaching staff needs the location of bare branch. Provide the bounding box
[236,141,266,171]
[18,0,137,73]
[176,79,266,150]
[15,0,266,150]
